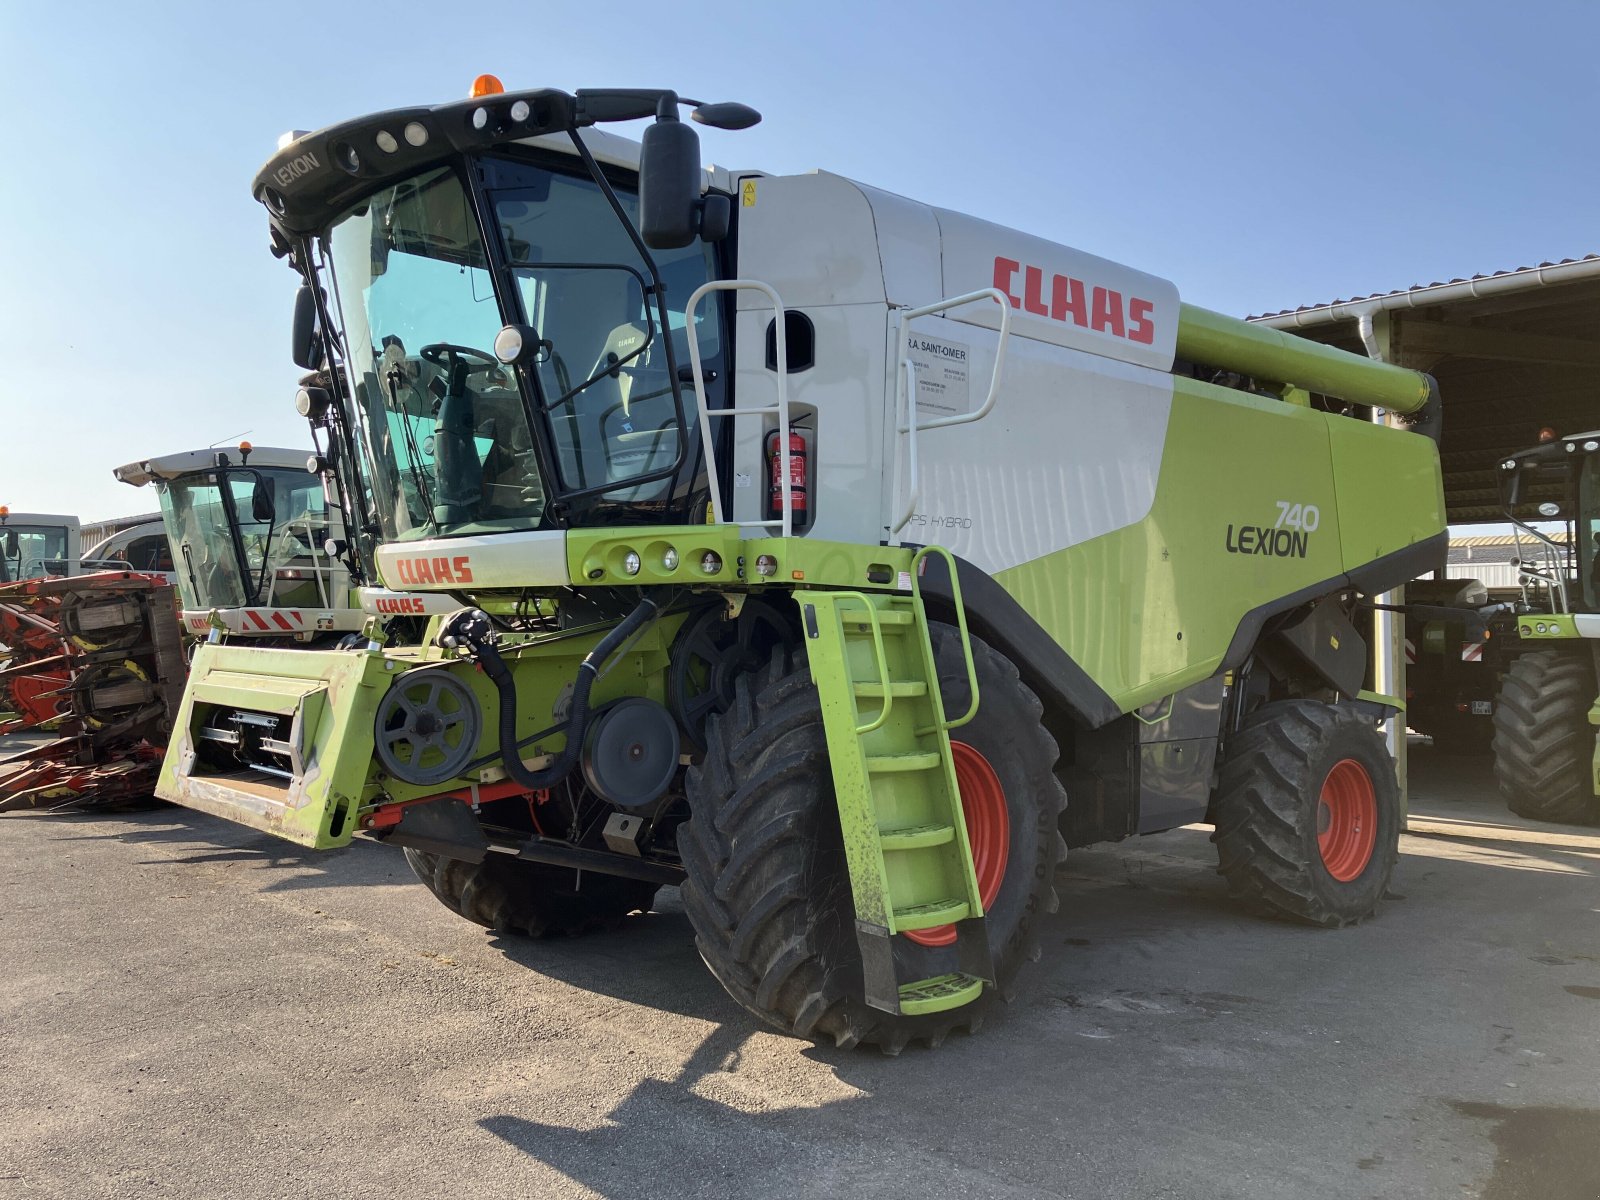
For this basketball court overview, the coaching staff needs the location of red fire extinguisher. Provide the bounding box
[766,429,807,521]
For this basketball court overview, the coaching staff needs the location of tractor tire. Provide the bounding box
[679,626,1066,1052]
[1491,650,1600,825]
[1210,700,1401,928]
[402,848,658,937]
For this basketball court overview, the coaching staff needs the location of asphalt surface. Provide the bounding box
[3,741,1598,1199]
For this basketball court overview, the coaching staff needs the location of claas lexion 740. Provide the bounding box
[156,81,1446,1050]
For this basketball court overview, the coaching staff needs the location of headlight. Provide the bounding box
[700,551,723,575]
[622,550,641,577]
[662,547,679,571]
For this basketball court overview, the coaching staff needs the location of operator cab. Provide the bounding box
[260,86,748,548]
[114,446,342,617]
[1498,430,1600,611]
[0,511,80,583]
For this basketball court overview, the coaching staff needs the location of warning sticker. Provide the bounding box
[905,333,971,418]
[741,179,758,208]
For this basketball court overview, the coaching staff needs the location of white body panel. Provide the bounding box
[376,529,570,591]
[729,173,1179,570]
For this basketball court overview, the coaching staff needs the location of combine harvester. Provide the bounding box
[154,79,1446,1049]
[115,443,449,644]
[1491,431,1600,824]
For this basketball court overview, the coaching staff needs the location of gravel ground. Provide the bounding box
[2,741,1597,1199]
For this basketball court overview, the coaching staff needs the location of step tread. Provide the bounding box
[877,822,956,851]
[893,897,971,929]
[864,752,943,773]
[898,972,985,1016]
[852,680,929,699]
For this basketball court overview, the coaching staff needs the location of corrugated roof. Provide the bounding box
[1450,532,1568,549]
[1248,254,1600,321]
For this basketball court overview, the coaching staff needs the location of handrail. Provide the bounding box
[910,544,979,730]
[891,289,1012,536]
[683,279,796,537]
[896,288,1013,433]
[833,592,894,734]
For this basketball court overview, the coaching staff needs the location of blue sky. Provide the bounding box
[2,0,1595,520]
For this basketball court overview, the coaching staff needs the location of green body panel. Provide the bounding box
[158,644,401,846]
[1515,613,1584,640]
[1325,416,1448,571]
[995,379,1442,711]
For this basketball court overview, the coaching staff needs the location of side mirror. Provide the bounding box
[292,285,321,371]
[251,479,276,524]
[1501,461,1524,510]
[639,106,702,250]
[2,529,16,558]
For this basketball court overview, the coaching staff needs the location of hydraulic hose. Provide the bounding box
[437,595,662,791]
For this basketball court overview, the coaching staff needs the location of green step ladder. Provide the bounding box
[800,546,993,1016]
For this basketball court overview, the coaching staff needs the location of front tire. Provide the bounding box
[679,627,1066,1051]
[1211,700,1401,927]
[1491,650,1599,825]
[403,848,658,937]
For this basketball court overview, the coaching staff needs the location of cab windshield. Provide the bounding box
[0,524,69,582]
[321,155,717,542]
[161,468,334,611]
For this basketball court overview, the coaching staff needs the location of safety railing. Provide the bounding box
[683,280,801,538]
[890,289,1013,536]
[831,592,896,734]
[909,544,979,733]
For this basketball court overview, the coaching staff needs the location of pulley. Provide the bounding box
[582,697,680,814]
[374,669,482,786]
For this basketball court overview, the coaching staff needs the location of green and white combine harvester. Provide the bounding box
[1491,432,1600,825]
[156,81,1447,1050]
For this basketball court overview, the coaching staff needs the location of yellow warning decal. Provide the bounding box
[741,179,757,208]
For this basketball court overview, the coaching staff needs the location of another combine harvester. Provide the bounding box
[115,444,447,644]
[1491,432,1600,824]
[156,80,1446,1050]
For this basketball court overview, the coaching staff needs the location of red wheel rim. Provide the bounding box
[904,741,1011,948]
[1317,758,1377,882]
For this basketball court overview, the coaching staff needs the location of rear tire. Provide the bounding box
[1491,650,1599,825]
[1211,700,1401,927]
[679,628,1066,1051]
[402,848,658,937]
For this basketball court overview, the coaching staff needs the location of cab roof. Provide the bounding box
[114,447,312,488]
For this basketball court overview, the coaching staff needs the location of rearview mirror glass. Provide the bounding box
[251,480,276,524]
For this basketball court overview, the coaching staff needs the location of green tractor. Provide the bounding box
[155,82,1446,1050]
[1491,433,1600,824]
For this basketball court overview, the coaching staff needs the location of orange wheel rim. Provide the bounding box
[1317,758,1377,882]
[905,741,1011,948]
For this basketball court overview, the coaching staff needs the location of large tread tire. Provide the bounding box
[1491,650,1600,825]
[403,848,658,937]
[1210,700,1401,928]
[679,626,1066,1052]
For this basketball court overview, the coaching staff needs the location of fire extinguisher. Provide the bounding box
[766,428,808,522]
